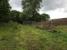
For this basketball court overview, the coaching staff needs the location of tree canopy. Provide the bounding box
[0,0,11,22]
[0,0,50,23]
[21,0,50,22]
[22,0,42,17]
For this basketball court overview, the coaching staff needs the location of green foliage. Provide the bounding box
[22,0,42,20]
[21,12,50,23]
[32,13,50,22]
[0,22,18,50]
[16,25,67,50]
[21,0,50,22]
[22,0,42,10]
[16,25,47,50]
[0,22,67,50]
[10,10,20,20]
[0,0,11,22]
[0,0,50,23]
[40,13,50,21]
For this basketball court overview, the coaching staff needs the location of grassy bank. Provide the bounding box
[0,22,67,50]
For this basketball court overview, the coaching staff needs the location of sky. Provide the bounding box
[9,0,67,19]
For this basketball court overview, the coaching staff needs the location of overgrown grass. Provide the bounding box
[0,22,67,50]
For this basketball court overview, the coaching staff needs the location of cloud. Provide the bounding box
[9,0,67,12]
[39,0,67,19]
[40,8,67,19]
[9,0,22,11]
[45,8,67,19]
[41,0,67,11]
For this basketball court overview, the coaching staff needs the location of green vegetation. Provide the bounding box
[0,22,67,50]
[21,0,50,22]
[0,0,10,22]
[0,0,67,50]
[0,0,50,23]
[0,22,18,50]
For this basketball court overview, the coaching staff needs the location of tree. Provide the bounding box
[21,0,50,23]
[0,0,11,22]
[32,13,50,22]
[41,14,50,21]
[10,10,22,22]
[10,10,25,24]
[22,0,42,18]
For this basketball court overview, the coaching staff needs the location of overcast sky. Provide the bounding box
[9,0,67,19]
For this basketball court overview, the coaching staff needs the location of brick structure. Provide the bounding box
[51,18,67,26]
[37,18,67,29]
